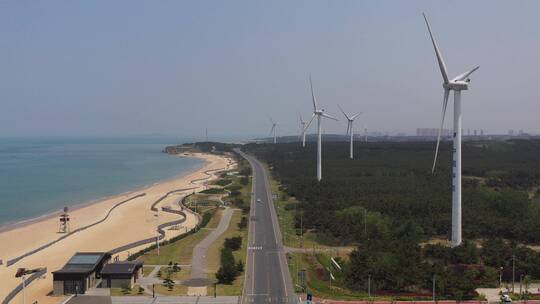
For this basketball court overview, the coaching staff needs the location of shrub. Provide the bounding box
[200,188,225,194]
[238,216,248,229]
[201,210,215,227]
[224,236,242,251]
[225,184,242,192]
[214,179,232,186]
[216,247,238,284]
[236,260,244,272]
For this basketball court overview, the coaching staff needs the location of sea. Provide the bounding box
[0,136,205,227]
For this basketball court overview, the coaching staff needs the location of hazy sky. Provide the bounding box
[1,1,539,139]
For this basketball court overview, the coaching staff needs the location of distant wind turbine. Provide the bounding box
[303,76,338,181]
[299,113,307,147]
[424,13,479,247]
[268,117,278,144]
[364,125,368,143]
[338,105,361,159]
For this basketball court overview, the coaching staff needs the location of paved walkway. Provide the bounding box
[188,207,235,296]
[112,296,241,304]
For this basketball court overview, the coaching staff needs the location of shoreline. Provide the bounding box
[0,151,234,304]
[0,153,206,234]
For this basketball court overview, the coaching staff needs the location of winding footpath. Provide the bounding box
[187,207,236,296]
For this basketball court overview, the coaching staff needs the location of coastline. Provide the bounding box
[0,153,206,234]
[0,151,234,304]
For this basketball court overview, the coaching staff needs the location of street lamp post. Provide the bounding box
[154,210,160,256]
[500,267,504,289]
[21,274,26,304]
[512,254,516,293]
[432,275,436,302]
[364,208,367,238]
[15,268,43,304]
[368,274,371,298]
[520,274,524,299]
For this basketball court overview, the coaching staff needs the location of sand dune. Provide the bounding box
[0,152,234,304]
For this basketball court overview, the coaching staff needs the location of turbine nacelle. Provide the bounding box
[443,81,469,91]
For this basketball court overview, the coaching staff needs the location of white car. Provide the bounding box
[256,198,261,203]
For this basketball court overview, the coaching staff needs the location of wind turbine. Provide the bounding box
[338,105,361,159]
[364,125,368,143]
[268,117,277,144]
[299,113,307,147]
[424,13,479,247]
[303,76,338,181]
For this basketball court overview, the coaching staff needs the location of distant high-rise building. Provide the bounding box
[474,129,477,136]
[467,129,471,136]
[480,129,484,136]
[508,129,515,136]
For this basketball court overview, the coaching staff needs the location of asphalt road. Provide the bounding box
[235,149,297,304]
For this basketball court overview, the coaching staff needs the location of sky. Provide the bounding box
[1,1,539,140]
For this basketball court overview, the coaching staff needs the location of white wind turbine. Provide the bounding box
[338,105,361,159]
[303,76,338,181]
[268,117,277,144]
[424,13,479,247]
[299,113,307,147]
[363,125,368,143]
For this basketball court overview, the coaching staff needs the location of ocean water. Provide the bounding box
[0,137,204,226]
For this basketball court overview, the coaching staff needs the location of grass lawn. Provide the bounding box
[288,252,449,301]
[206,210,248,296]
[137,228,212,265]
[210,178,233,187]
[142,266,155,277]
[136,204,224,266]
[263,163,351,249]
[154,284,188,295]
[155,267,190,281]
[287,252,377,300]
[204,164,251,296]
[110,285,145,296]
[205,208,223,229]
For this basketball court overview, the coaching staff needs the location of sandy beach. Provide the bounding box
[0,152,234,304]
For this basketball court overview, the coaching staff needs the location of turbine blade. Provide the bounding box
[337,104,350,120]
[452,66,480,82]
[269,125,275,136]
[432,89,450,174]
[303,113,316,134]
[423,13,449,84]
[321,113,338,121]
[309,75,318,111]
[351,112,362,120]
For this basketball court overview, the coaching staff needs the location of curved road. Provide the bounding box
[235,149,297,304]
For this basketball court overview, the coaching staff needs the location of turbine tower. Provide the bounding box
[364,125,368,143]
[299,113,307,147]
[424,13,479,247]
[303,76,338,181]
[268,117,277,144]
[338,105,361,159]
